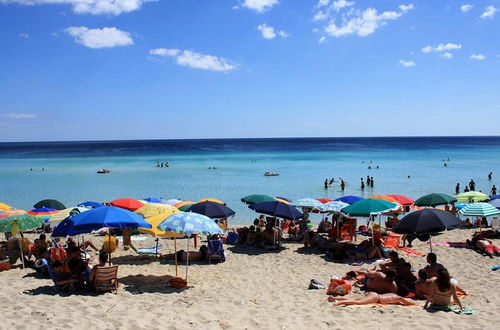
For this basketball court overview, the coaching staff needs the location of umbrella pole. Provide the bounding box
[185,237,190,281]
[429,235,433,253]
[174,238,178,277]
[19,233,25,269]
[155,238,159,258]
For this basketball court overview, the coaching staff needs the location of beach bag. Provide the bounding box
[170,277,187,289]
[327,279,352,296]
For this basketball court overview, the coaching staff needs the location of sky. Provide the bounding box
[0,0,499,142]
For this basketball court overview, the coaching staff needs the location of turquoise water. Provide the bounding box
[0,137,499,225]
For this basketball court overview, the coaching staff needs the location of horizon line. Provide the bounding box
[1,134,500,144]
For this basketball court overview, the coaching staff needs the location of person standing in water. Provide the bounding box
[370,177,374,188]
[324,179,328,189]
[455,183,460,194]
[492,185,497,196]
[361,178,365,190]
[488,172,493,180]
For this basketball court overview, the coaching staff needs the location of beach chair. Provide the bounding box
[94,265,118,294]
[207,240,225,264]
[382,232,402,248]
[42,258,72,292]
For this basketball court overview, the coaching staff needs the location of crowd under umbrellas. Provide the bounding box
[1,190,500,290]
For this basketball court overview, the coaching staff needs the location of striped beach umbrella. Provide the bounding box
[459,202,500,217]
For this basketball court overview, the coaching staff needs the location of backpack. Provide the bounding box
[327,279,352,296]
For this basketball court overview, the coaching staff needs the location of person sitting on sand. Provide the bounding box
[160,245,208,262]
[424,253,446,279]
[66,237,99,252]
[318,217,332,233]
[463,218,473,228]
[395,262,416,291]
[380,251,406,274]
[246,225,257,246]
[423,269,463,311]
[328,286,415,306]
[262,222,281,246]
[52,260,77,287]
[356,269,398,293]
[415,269,434,299]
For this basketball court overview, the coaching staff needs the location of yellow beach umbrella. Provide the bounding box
[0,203,12,211]
[49,207,90,223]
[274,197,290,204]
[174,201,194,209]
[197,198,224,204]
[135,204,179,218]
[138,209,184,238]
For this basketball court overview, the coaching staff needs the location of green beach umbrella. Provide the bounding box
[414,193,457,207]
[178,203,194,212]
[241,194,276,204]
[34,199,66,210]
[341,199,398,217]
[0,214,44,234]
[455,191,489,203]
[459,202,500,217]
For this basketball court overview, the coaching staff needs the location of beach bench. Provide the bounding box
[94,265,118,294]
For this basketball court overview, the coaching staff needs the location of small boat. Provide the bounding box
[264,172,279,176]
[97,169,111,174]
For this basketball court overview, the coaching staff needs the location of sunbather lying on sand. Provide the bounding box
[355,269,397,293]
[472,238,500,258]
[160,245,208,261]
[328,286,415,306]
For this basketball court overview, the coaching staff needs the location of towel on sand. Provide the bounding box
[427,305,478,315]
[137,246,162,254]
[397,247,425,257]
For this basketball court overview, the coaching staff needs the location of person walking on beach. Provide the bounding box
[492,185,497,196]
[361,178,365,190]
[455,183,460,195]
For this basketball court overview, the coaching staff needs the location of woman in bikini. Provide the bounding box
[423,268,463,310]
[328,286,415,306]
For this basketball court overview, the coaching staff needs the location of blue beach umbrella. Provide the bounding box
[489,199,500,209]
[249,201,303,220]
[490,195,500,200]
[51,218,84,237]
[158,212,223,281]
[77,201,104,209]
[335,195,365,204]
[186,201,235,219]
[70,206,151,234]
[142,197,164,203]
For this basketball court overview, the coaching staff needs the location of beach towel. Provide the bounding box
[116,236,147,242]
[492,266,500,271]
[137,245,162,254]
[427,305,478,315]
[397,247,425,257]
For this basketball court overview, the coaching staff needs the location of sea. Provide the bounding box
[0,137,499,226]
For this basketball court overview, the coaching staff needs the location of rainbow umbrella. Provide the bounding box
[0,203,12,211]
[0,209,27,220]
[28,207,59,218]
[274,197,290,204]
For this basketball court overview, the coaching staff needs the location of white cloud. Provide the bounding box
[319,36,327,43]
[3,113,38,119]
[422,43,462,53]
[257,23,288,39]
[470,53,486,60]
[315,3,415,38]
[0,0,154,16]
[480,5,497,19]
[399,59,415,67]
[316,0,330,8]
[65,26,133,49]
[19,32,29,38]
[149,48,236,72]
[241,0,278,13]
[440,52,453,59]
[460,4,473,13]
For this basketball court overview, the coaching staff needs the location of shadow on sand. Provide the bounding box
[227,245,286,255]
[119,274,189,294]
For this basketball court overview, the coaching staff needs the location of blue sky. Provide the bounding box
[0,0,499,141]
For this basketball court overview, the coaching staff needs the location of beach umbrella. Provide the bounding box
[0,214,45,268]
[110,198,144,212]
[77,201,104,209]
[142,197,164,204]
[178,203,194,212]
[316,201,349,213]
[51,218,86,237]
[387,194,415,206]
[174,201,194,209]
[276,196,292,203]
[70,206,152,233]
[158,212,222,280]
[249,201,303,220]
[197,198,225,204]
[393,209,463,252]
[28,207,59,217]
[138,208,184,256]
[0,209,26,220]
[316,198,333,204]
[0,202,12,211]
[34,199,66,210]
[369,195,400,204]
[292,198,323,208]
[335,195,364,204]
[241,194,276,204]
[490,195,500,200]
[455,191,489,203]
[459,202,500,217]
[164,199,183,205]
[414,193,456,207]
[341,199,398,217]
[135,204,179,218]
[488,199,500,209]
[49,207,90,223]
[186,201,235,219]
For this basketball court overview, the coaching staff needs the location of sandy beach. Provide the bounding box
[0,228,498,330]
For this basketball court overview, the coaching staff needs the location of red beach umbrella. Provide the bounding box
[110,198,144,212]
[387,194,415,206]
[316,198,333,204]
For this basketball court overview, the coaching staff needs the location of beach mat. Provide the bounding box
[397,247,425,257]
[427,305,478,315]
[137,245,162,254]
